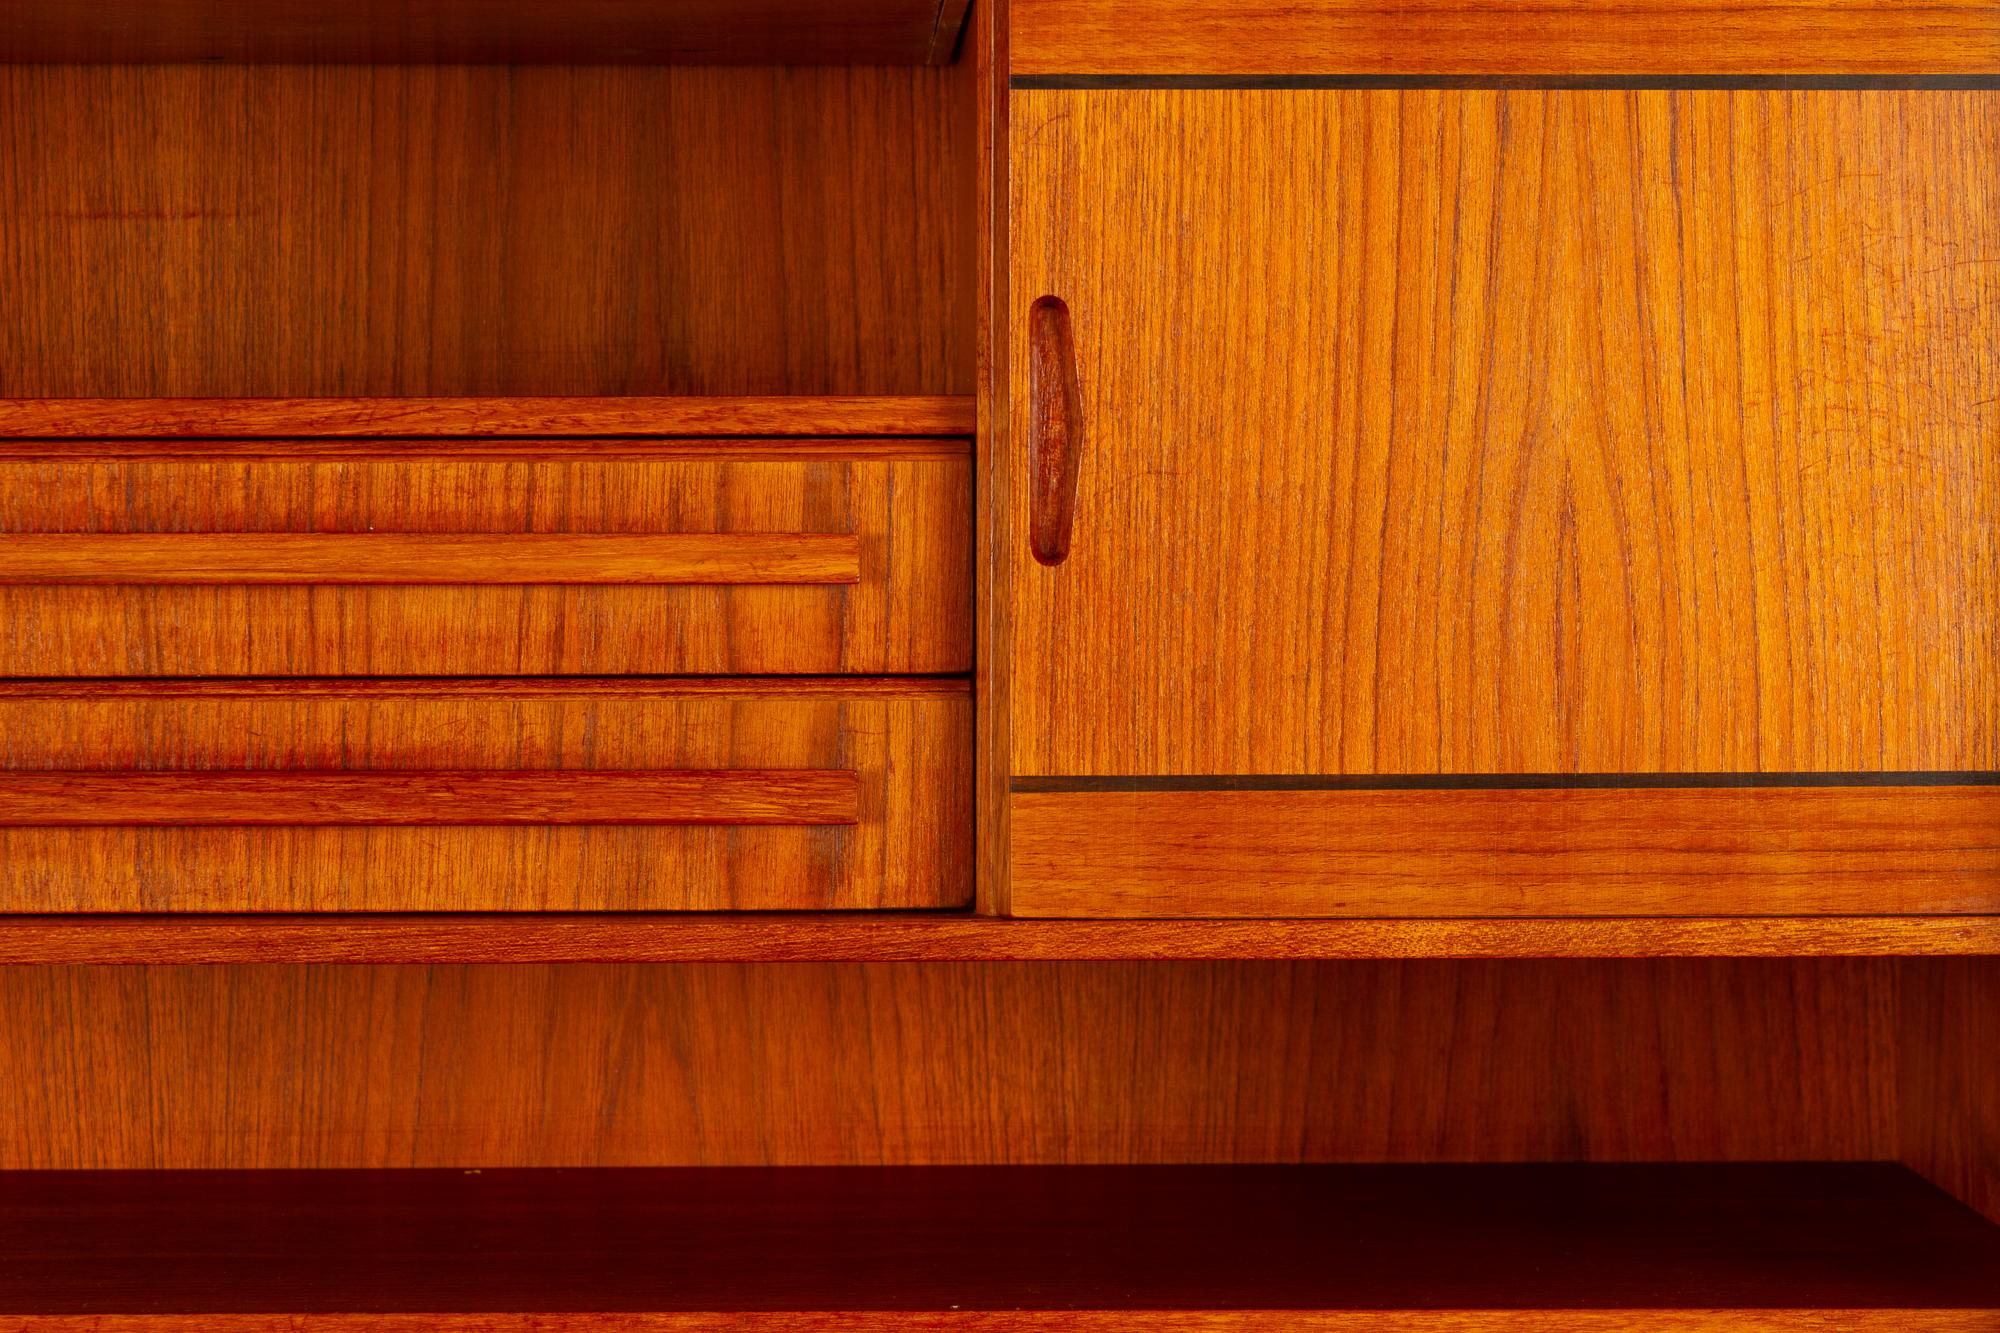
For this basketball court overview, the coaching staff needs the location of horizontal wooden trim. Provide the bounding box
[1011,3,2000,77]
[1015,772,2000,792]
[1013,75,2000,90]
[0,397,976,440]
[0,771,859,827]
[0,534,862,586]
[0,913,1991,963]
[0,437,973,461]
[0,678,972,701]
[1009,787,2000,918]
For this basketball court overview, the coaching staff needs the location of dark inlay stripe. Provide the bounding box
[1012,75,2000,91]
[1014,772,2000,793]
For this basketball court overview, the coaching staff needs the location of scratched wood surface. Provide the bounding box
[1010,90,1999,779]
[0,454,970,676]
[0,681,971,912]
[0,65,970,398]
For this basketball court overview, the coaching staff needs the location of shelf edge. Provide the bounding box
[0,914,1992,964]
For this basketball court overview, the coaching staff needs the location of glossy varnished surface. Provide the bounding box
[1011,0,2000,75]
[1010,90,1998,778]
[0,681,971,911]
[0,67,970,398]
[0,451,971,675]
[0,1165,1994,1314]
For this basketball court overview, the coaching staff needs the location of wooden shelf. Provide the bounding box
[0,0,972,65]
[0,396,975,440]
[0,912,1994,963]
[0,1164,1993,1326]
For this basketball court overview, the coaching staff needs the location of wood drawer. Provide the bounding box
[0,441,970,675]
[0,679,970,911]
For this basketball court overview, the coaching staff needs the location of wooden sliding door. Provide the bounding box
[1006,90,1999,915]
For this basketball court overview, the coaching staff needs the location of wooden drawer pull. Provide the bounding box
[1028,295,1083,566]
[0,533,862,585]
[0,770,860,826]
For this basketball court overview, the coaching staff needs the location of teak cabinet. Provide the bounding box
[0,0,1997,1326]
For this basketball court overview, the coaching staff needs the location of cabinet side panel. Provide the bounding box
[1902,958,2000,1224]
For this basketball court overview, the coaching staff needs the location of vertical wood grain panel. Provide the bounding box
[1010,90,1999,777]
[0,65,969,397]
[0,961,1897,1169]
[973,0,1015,912]
[1901,958,2000,1224]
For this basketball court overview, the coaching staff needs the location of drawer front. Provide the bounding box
[1009,781,2000,917]
[1005,89,1998,916]
[0,680,970,911]
[0,446,970,675]
[1012,0,2000,76]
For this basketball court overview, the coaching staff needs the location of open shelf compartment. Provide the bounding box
[1,1164,1996,1326]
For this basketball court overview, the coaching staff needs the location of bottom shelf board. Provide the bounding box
[0,1164,1996,1327]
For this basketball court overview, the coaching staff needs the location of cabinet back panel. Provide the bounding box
[1011,90,1999,777]
[0,961,1895,1168]
[0,66,969,398]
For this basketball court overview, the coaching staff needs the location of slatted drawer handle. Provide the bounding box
[0,533,861,585]
[0,770,860,826]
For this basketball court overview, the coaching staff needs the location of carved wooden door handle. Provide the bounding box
[1028,295,1082,566]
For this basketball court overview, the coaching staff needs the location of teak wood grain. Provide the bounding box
[0,0,970,65]
[0,771,859,828]
[0,398,976,440]
[0,454,968,675]
[0,681,970,911]
[3,914,1993,964]
[0,534,863,585]
[1011,91,1999,779]
[0,1165,1992,1318]
[973,0,1015,914]
[0,960,1900,1168]
[1008,785,2000,917]
[0,66,970,398]
[1011,0,2000,75]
